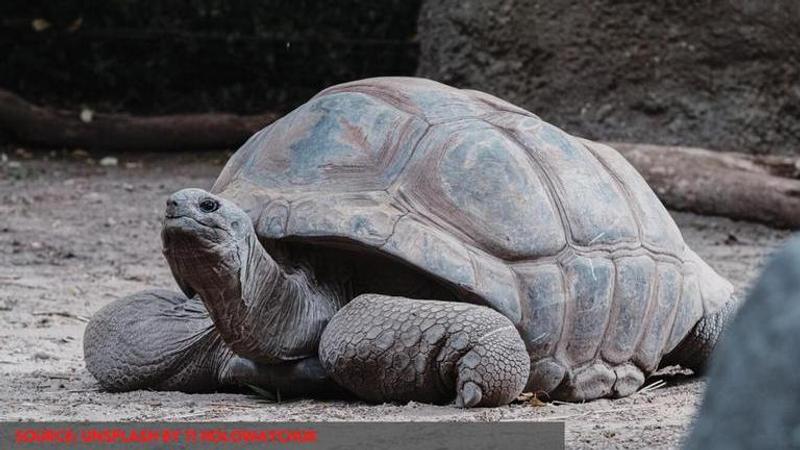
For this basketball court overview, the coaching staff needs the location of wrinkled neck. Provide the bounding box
[186,232,340,364]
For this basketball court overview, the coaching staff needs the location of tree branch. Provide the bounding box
[0,88,278,151]
[610,142,800,229]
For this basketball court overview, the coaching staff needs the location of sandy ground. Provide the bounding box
[0,150,793,449]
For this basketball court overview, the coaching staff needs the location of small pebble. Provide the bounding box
[84,192,107,203]
[99,156,118,167]
[33,351,56,360]
[79,108,94,123]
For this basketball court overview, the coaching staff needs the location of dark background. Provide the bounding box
[2,0,798,154]
[1,0,422,114]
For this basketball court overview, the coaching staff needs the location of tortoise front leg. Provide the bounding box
[318,294,530,407]
[84,289,340,397]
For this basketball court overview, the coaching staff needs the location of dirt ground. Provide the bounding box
[0,150,792,449]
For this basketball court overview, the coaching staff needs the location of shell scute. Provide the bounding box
[399,120,566,260]
[516,263,566,360]
[285,192,404,246]
[558,256,615,366]
[491,118,640,247]
[219,90,427,194]
[633,264,682,371]
[381,217,476,290]
[581,140,685,254]
[664,272,705,354]
[600,256,655,365]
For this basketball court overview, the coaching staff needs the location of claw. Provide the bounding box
[220,356,258,385]
[456,381,483,408]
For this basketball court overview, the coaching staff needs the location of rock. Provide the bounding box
[99,156,118,167]
[417,0,800,155]
[32,351,56,360]
[686,236,800,449]
[84,192,108,204]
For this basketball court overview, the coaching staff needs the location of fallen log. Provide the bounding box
[610,142,800,229]
[0,88,278,151]
[2,87,798,228]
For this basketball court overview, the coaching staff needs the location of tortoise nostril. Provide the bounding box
[165,197,181,216]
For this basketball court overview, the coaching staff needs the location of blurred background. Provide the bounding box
[2,0,799,154]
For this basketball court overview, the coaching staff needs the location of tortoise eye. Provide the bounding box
[199,199,219,213]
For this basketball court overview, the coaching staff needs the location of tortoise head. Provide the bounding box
[161,188,255,299]
[163,188,251,246]
[160,188,329,363]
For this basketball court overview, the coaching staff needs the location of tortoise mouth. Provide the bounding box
[164,214,233,235]
[164,214,205,225]
[162,215,235,253]
[164,215,212,237]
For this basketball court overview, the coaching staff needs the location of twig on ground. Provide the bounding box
[32,311,90,322]
[43,374,73,380]
[637,379,668,395]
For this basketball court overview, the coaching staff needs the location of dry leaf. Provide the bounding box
[528,394,548,407]
[67,17,83,32]
[517,391,549,407]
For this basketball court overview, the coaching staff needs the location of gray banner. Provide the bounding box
[1,422,564,449]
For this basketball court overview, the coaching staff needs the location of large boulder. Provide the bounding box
[686,235,800,449]
[417,0,800,155]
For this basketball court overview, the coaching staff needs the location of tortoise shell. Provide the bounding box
[211,77,733,398]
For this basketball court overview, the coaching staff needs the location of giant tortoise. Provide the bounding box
[84,77,736,407]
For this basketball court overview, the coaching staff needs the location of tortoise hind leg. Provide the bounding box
[84,289,341,396]
[659,296,740,374]
[84,289,231,392]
